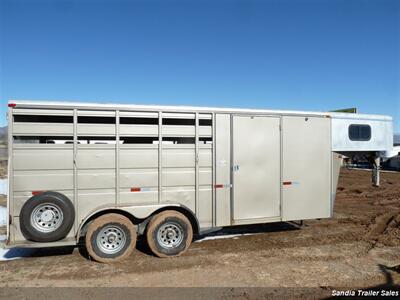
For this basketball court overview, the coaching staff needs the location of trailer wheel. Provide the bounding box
[85,214,137,263]
[20,191,75,242]
[146,210,193,258]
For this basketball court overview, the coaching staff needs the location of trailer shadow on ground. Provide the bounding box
[197,221,301,238]
[1,245,75,260]
[135,221,301,257]
[2,222,301,261]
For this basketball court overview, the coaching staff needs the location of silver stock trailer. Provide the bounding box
[5,100,397,262]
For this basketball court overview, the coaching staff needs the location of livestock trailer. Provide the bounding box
[5,100,397,262]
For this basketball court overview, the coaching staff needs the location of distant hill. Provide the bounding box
[0,126,7,145]
[395,134,400,146]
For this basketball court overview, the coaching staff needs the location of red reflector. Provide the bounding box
[283,181,292,186]
[130,187,141,192]
[215,184,224,189]
[32,191,43,195]
[8,103,16,107]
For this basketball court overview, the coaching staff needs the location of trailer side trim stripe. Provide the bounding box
[283,181,300,186]
[32,191,44,196]
[215,184,231,189]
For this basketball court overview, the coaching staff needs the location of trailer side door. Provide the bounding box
[282,116,331,221]
[232,115,281,224]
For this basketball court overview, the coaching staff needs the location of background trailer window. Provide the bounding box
[348,124,371,141]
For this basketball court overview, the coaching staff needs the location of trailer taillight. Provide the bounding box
[32,191,44,196]
[8,103,16,107]
[130,187,141,192]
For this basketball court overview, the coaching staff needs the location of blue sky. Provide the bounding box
[0,0,399,132]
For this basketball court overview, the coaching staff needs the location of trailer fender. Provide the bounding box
[76,203,199,242]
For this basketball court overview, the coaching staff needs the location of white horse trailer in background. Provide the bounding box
[5,100,397,262]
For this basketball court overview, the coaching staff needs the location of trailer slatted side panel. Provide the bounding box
[11,109,76,242]
[10,107,215,243]
[119,111,159,206]
[76,110,116,222]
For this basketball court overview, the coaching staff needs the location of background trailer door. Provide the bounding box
[232,115,281,224]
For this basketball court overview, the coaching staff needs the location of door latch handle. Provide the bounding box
[233,165,240,171]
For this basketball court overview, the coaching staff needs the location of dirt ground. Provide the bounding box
[0,169,399,294]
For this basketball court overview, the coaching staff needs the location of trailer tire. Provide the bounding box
[20,191,75,242]
[146,210,193,258]
[85,214,137,263]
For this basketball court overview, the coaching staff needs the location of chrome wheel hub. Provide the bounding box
[96,225,127,254]
[157,222,184,249]
[31,203,63,233]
